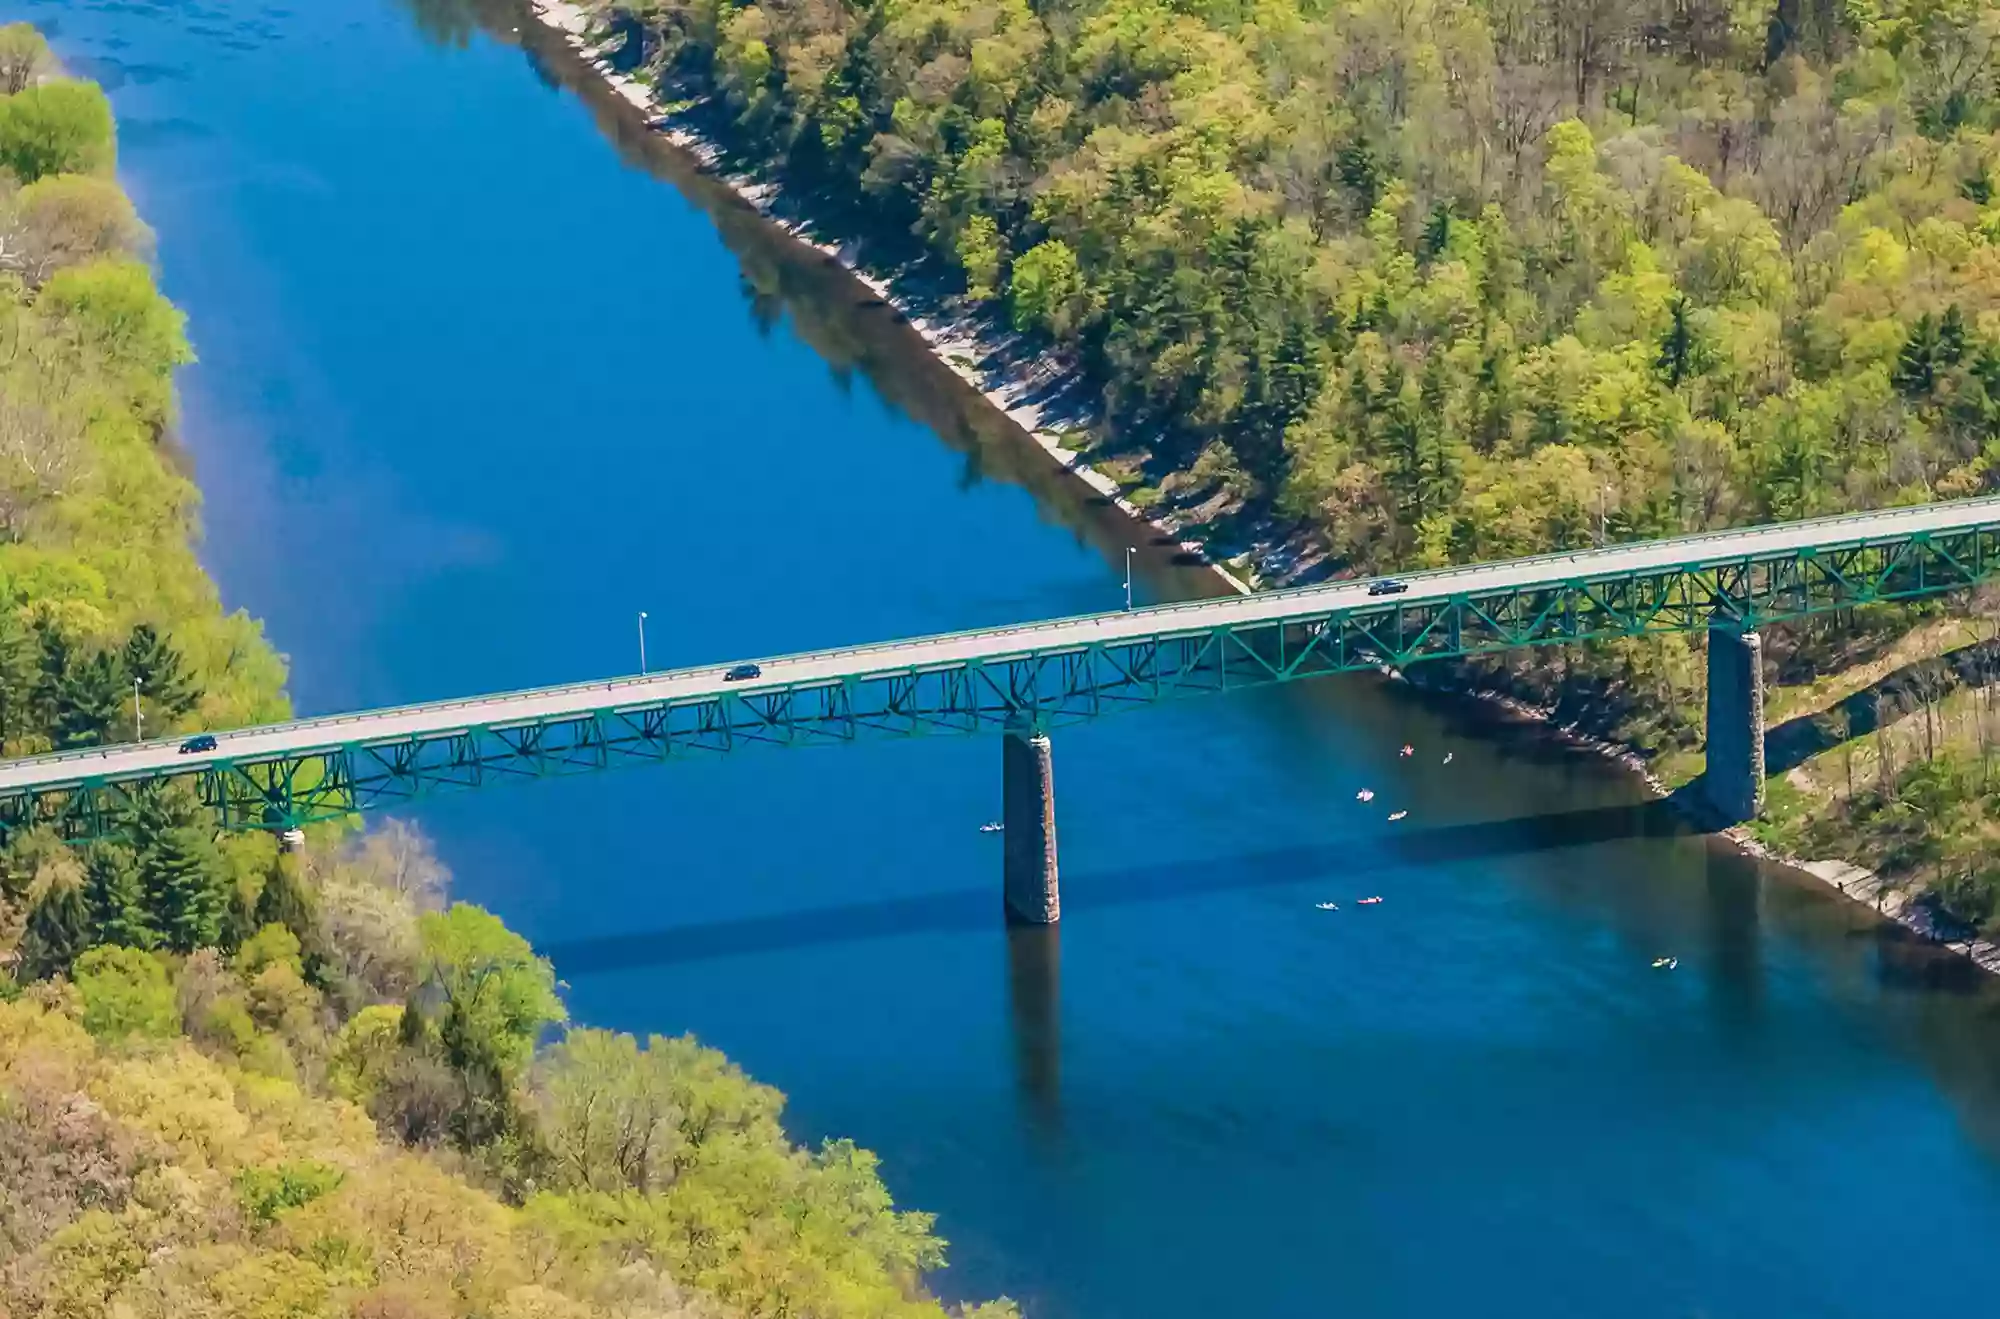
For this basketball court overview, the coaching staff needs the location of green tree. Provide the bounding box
[1009,239,1086,337]
[122,623,199,720]
[1656,295,1700,389]
[1938,304,1968,369]
[1420,202,1453,262]
[16,876,91,979]
[137,793,231,953]
[416,903,566,1080]
[252,851,322,977]
[0,608,40,750]
[84,841,157,951]
[1894,312,1941,399]
[0,22,51,95]
[71,944,177,1041]
[53,647,123,748]
[0,78,114,183]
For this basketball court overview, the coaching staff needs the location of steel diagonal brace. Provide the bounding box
[1578,581,1635,634]
[1463,592,1527,646]
[1224,624,1283,680]
[1160,630,1225,695]
[1095,640,1153,704]
[1279,616,1340,678]
[1390,606,1450,664]
[1919,533,1977,585]
[966,660,1024,731]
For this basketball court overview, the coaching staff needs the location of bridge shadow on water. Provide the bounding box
[543,794,1695,975]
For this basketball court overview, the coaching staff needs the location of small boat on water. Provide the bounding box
[1356,788,1376,802]
[979,821,1004,833]
[1357,896,1383,905]
[1442,752,1454,765]
[1387,810,1408,822]
[1399,744,1414,757]
[1651,956,1678,970]
[1314,902,1339,911]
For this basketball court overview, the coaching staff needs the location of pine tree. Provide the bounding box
[0,609,36,751]
[84,842,157,951]
[135,790,230,952]
[1420,202,1453,262]
[53,648,123,748]
[254,853,323,979]
[17,879,91,980]
[1893,312,1940,398]
[32,622,68,736]
[122,623,199,718]
[1656,295,1698,388]
[1939,304,1969,368]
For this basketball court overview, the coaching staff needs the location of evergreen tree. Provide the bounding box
[135,790,230,952]
[1938,304,1968,368]
[1420,202,1453,262]
[1894,312,1941,398]
[122,623,199,718]
[1656,296,1699,388]
[0,609,37,750]
[17,879,91,980]
[142,823,229,952]
[84,842,157,951]
[1237,321,1322,481]
[254,854,321,960]
[53,648,123,748]
[31,622,68,735]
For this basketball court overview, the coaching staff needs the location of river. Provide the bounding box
[19,1,2000,1314]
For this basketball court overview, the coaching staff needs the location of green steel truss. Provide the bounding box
[5,518,1998,843]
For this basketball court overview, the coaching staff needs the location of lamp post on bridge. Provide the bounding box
[132,678,142,743]
[1124,547,1135,611]
[638,612,649,676]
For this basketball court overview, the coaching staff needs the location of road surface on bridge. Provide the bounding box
[3,494,1998,795]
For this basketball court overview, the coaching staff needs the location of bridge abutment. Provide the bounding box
[1703,624,1766,824]
[1003,728,1060,925]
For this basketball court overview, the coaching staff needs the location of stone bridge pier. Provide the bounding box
[1703,623,1766,824]
[1002,727,1060,925]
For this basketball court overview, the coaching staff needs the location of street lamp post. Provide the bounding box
[638,612,649,676]
[132,678,142,743]
[1124,547,1135,611]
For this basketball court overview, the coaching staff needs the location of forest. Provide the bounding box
[0,25,1011,1318]
[573,0,2000,931]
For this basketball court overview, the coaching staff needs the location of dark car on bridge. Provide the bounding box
[1367,579,1410,597]
[178,734,218,754]
[723,662,763,682]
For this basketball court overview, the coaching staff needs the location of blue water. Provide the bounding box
[21,1,2000,1314]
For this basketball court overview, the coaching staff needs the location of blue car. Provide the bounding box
[178,734,217,754]
[723,663,762,683]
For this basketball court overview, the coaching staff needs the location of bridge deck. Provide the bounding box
[3,494,2000,809]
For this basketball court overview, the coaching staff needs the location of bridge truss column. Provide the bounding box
[1003,728,1060,925]
[1703,624,1766,824]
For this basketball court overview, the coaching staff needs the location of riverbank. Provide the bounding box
[527,0,1264,597]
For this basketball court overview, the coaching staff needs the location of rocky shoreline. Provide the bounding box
[521,0,2000,980]
[528,0,1258,597]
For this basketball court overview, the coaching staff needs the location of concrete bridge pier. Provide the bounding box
[1703,624,1766,824]
[1002,728,1060,925]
